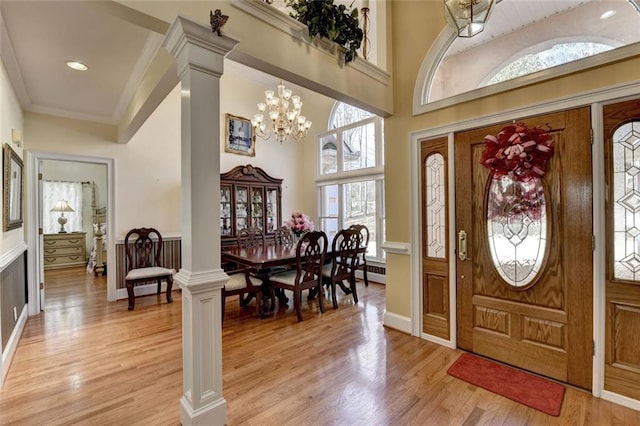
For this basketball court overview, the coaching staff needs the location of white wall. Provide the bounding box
[220,62,334,223]
[24,64,335,241]
[41,160,108,253]
[0,58,24,255]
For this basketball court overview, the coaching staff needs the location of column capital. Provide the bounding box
[175,268,228,293]
[163,14,239,78]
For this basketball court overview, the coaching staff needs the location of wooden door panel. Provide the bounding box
[604,98,640,399]
[421,138,450,340]
[455,107,593,390]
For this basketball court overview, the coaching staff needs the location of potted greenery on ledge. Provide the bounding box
[286,0,364,64]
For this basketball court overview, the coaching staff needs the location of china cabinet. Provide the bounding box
[220,164,282,247]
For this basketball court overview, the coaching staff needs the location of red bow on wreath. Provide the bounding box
[480,123,554,181]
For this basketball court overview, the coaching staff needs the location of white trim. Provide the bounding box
[601,390,640,412]
[412,25,456,115]
[414,34,640,115]
[26,151,116,314]
[382,311,412,334]
[1,304,28,388]
[411,80,640,141]
[420,332,456,350]
[111,32,164,123]
[0,242,27,272]
[447,133,458,347]
[410,135,421,337]
[592,102,606,397]
[381,241,410,255]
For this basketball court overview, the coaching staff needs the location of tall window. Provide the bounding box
[317,102,385,262]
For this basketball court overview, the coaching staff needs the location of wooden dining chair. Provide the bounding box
[348,224,370,286]
[124,227,174,311]
[322,228,361,309]
[237,227,265,248]
[274,226,294,246]
[222,267,263,323]
[269,230,328,322]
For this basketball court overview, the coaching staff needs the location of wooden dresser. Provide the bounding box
[43,232,86,270]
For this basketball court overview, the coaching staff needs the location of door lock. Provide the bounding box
[458,230,471,261]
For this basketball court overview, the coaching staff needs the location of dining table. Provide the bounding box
[223,243,301,317]
[222,242,357,318]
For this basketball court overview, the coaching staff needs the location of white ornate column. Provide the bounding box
[163,15,238,426]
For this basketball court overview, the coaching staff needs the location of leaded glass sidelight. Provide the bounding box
[486,175,547,288]
[425,153,446,259]
[613,121,640,280]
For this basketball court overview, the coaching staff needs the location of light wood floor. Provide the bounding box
[1,267,639,425]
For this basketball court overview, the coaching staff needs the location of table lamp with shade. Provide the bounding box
[50,200,75,233]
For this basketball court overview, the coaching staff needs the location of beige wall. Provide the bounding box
[117,0,392,117]
[384,1,640,318]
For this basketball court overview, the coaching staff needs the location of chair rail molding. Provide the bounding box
[381,241,410,255]
[0,241,27,272]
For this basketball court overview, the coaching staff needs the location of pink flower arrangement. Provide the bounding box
[480,122,554,182]
[284,212,315,236]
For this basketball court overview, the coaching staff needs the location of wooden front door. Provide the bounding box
[454,107,593,389]
[604,99,640,400]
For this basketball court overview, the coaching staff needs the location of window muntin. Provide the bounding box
[486,175,547,288]
[425,153,446,259]
[317,102,385,262]
[613,121,640,280]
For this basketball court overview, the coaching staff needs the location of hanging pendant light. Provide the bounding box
[251,81,312,144]
[444,0,496,38]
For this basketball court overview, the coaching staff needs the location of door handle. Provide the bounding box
[458,230,471,261]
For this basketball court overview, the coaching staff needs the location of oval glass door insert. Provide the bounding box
[486,174,547,288]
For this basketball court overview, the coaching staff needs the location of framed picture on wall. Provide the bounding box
[225,113,256,157]
[3,143,24,231]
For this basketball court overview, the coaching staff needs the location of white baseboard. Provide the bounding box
[383,310,412,334]
[1,304,28,388]
[601,390,640,412]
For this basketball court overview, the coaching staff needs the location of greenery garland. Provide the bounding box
[286,0,363,64]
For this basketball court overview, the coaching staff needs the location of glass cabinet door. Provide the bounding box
[220,185,232,236]
[266,188,278,233]
[251,187,264,231]
[235,186,249,232]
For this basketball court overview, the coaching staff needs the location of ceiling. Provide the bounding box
[0,1,166,126]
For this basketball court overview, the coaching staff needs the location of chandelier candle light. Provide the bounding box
[251,81,312,144]
[50,199,75,233]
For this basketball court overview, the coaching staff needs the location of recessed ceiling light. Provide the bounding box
[600,10,617,19]
[66,61,88,71]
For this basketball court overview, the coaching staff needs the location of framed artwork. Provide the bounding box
[225,113,256,157]
[3,143,24,231]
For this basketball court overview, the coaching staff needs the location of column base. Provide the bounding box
[180,395,227,426]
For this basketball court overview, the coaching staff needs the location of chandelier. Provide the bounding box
[444,0,496,38]
[251,81,312,144]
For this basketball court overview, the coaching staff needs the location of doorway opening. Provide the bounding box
[26,151,115,314]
